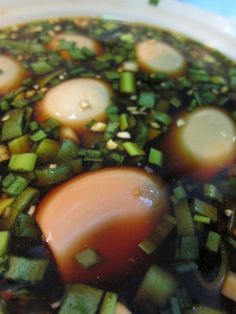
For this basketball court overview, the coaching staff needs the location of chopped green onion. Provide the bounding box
[175,235,199,261]
[135,265,177,308]
[99,292,117,314]
[150,214,177,245]
[188,68,210,82]
[30,129,47,142]
[6,256,49,283]
[35,165,72,186]
[192,198,217,222]
[41,117,61,132]
[135,122,149,148]
[123,142,145,157]
[78,149,102,160]
[15,214,38,239]
[0,231,10,256]
[120,113,129,131]
[1,109,24,142]
[75,248,101,269]
[138,239,157,255]
[36,138,60,163]
[56,140,79,163]
[148,148,163,166]
[174,200,194,236]
[8,153,37,172]
[170,296,182,314]
[138,92,156,109]
[153,111,172,126]
[175,261,198,273]
[206,231,221,253]
[120,72,136,94]
[173,185,187,203]
[104,122,120,140]
[149,0,159,5]
[71,159,83,174]
[2,174,29,197]
[31,61,53,75]
[59,284,104,314]
[2,187,39,229]
[170,97,181,108]
[203,184,223,202]
[193,215,211,224]
[0,198,14,216]
[104,71,120,80]
[8,134,31,154]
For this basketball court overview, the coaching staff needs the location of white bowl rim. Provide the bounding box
[0,0,236,60]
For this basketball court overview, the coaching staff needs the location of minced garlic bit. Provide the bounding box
[91,122,107,132]
[122,61,138,72]
[117,131,131,139]
[79,101,91,111]
[28,205,36,216]
[3,207,11,218]
[176,118,185,127]
[49,164,58,169]
[224,209,233,217]
[1,114,10,122]
[26,90,36,98]
[106,139,118,150]
[150,121,161,129]
[60,126,79,144]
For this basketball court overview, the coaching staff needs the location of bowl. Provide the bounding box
[0,0,236,60]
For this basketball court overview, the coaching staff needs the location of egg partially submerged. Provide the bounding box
[35,167,168,284]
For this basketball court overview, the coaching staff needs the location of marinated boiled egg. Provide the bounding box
[47,33,103,59]
[135,40,186,78]
[0,55,26,94]
[35,78,112,133]
[164,107,236,180]
[35,167,168,285]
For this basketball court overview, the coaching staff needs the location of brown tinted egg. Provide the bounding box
[164,107,236,180]
[47,33,103,60]
[0,55,26,94]
[135,40,186,78]
[35,78,112,134]
[35,167,168,285]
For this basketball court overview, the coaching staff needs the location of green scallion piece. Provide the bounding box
[99,292,117,314]
[104,71,120,80]
[104,122,120,140]
[59,284,104,314]
[138,239,157,255]
[56,140,79,163]
[8,135,31,154]
[31,61,53,75]
[174,200,194,236]
[153,111,172,126]
[203,184,223,202]
[138,92,156,109]
[2,174,29,197]
[170,97,181,108]
[15,214,38,239]
[192,198,217,222]
[150,214,177,246]
[149,0,159,5]
[35,165,72,186]
[175,235,199,261]
[76,248,101,269]
[193,215,211,224]
[120,72,136,94]
[6,256,49,283]
[1,109,24,142]
[148,148,163,167]
[0,231,10,256]
[123,142,145,157]
[135,265,177,308]
[170,297,182,314]
[8,153,37,172]
[206,231,221,253]
[36,138,60,163]
[175,261,198,273]
[30,129,47,142]
[41,117,61,132]
[71,159,83,174]
[120,113,129,131]
[2,187,39,230]
[173,185,187,203]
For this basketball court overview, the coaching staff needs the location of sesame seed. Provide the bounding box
[117,131,131,139]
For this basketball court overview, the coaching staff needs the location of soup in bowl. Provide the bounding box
[0,0,235,313]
